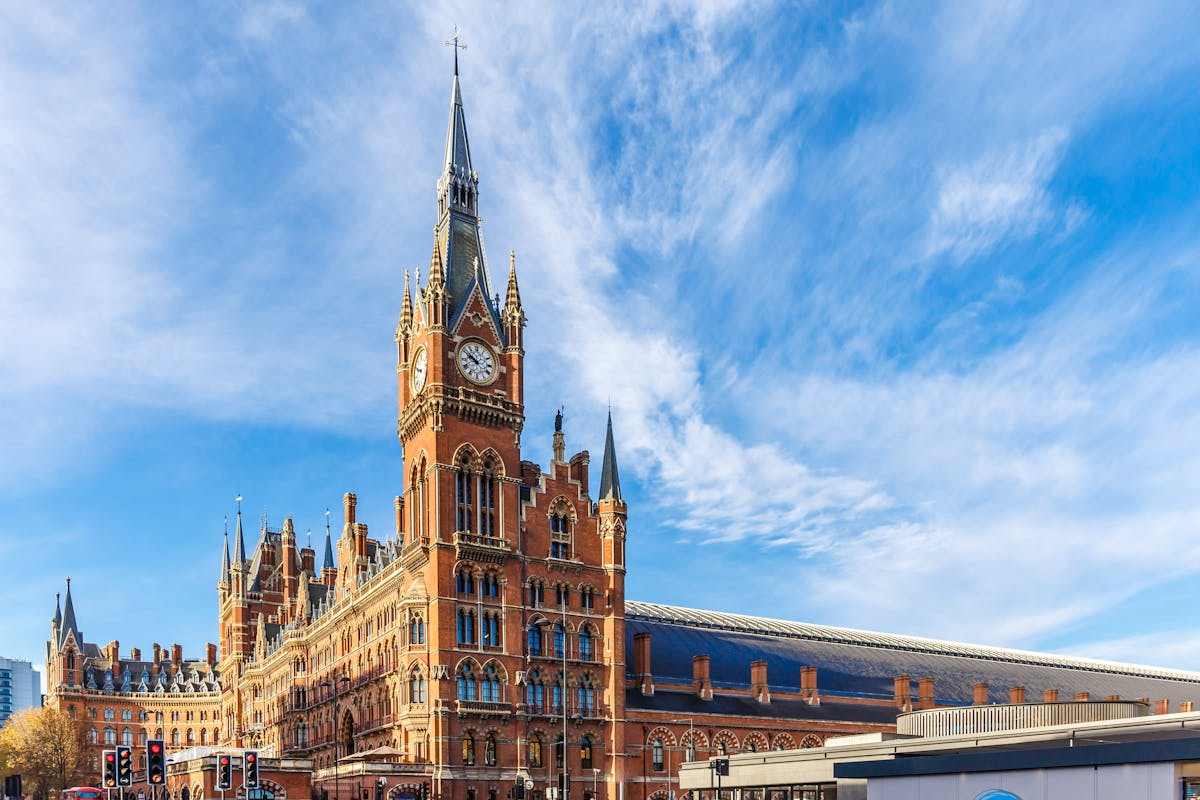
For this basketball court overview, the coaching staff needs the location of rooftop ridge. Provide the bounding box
[625,600,1200,684]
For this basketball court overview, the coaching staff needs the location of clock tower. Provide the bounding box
[390,64,627,800]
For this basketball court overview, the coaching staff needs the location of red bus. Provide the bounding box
[62,788,104,800]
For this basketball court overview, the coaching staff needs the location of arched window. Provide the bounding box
[482,612,501,648]
[482,664,502,703]
[578,627,593,661]
[580,736,593,770]
[483,572,500,598]
[200,729,208,745]
[525,670,544,712]
[552,671,564,714]
[529,734,543,768]
[122,728,133,746]
[481,458,498,536]
[553,623,566,659]
[104,727,116,745]
[550,510,571,559]
[67,652,76,670]
[171,729,180,746]
[457,608,477,645]
[455,457,474,532]
[580,587,595,612]
[122,709,132,721]
[457,664,478,701]
[652,738,665,771]
[462,731,476,765]
[186,729,195,746]
[577,674,595,715]
[686,737,697,763]
[718,740,728,756]
[410,615,426,645]
[528,581,544,608]
[88,727,98,744]
[456,568,476,595]
[527,623,543,654]
[485,733,497,766]
[410,668,426,704]
[105,709,115,721]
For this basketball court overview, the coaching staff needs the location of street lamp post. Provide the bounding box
[321,676,351,800]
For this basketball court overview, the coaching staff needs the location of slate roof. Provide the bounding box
[625,601,1200,711]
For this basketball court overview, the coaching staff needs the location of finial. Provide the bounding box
[307,529,312,548]
[325,508,331,534]
[66,576,71,588]
[555,407,563,432]
[444,25,467,77]
[236,494,243,513]
[224,515,228,534]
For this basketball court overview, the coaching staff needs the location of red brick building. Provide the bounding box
[46,64,1200,800]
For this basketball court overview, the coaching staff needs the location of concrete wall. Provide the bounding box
[866,763,1177,800]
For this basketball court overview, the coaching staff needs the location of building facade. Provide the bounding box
[0,656,41,726]
[45,65,1200,800]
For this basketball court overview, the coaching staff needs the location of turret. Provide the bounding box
[597,411,628,573]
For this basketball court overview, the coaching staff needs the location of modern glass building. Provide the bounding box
[0,656,42,725]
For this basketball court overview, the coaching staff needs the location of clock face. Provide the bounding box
[457,340,497,384]
[411,347,428,392]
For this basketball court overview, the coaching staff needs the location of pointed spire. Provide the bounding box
[53,591,62,627]
[599,410,623,503]
[505,251,522,308]
[60,577,80,647]
[399,270,413,332]
[233,497,247,565]
[428,235,446,288]
[443,71,473,178]
[220,524,231,584]
[323,510,335,572]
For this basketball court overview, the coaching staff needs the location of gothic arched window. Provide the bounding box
[481,458,498,536]
[485,733,497,766]
[527,622,544,654]
[580,736,593,770]
[455,457,474,532]
[457,608,477,645]
[482,663,501,702]
[526,670,544,712]
[457,664,478,701]
[410,670,426,704]
[578,626,594,661]
[462,731,476,765]
[577,674,596,715]
[550,507,572,559]
[529,734,543,768]
[652,738,665,771]
[410,615,426,646]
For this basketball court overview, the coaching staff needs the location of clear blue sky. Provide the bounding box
[3,2,1200,680]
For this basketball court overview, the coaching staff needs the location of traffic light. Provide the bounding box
[513,781,525,800]
[116,746,133,787]
[713,759,729,777]
[146,740,166,786]
[216,754,233,790]
[103,750,118,789]
[243,751,259,790]
[420,782,430,800]
[374,778,386,800]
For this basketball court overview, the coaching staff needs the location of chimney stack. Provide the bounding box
[206,643,217,666]
[1156,699,1170,715]
[171,644,182,666]
[344,492,357,524]
[893,675,911,710]
[801,666,820,705]
[107,640,120,664]
[1182,701,1195,713]
[973,682,989,706]
[692,656,713,701]
[153,644,162,671]
[634,632,653,695]
[1009,686,1025,704]
[1075,692,1091,702]
[750,660,770,703]
[395,496,405,537]
[1044,689,1059,703]
[130,647,141,662]
[917,677,935,710]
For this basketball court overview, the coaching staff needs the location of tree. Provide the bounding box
[0,707,87,799]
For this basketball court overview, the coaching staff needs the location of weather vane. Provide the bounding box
[445,25,467,75]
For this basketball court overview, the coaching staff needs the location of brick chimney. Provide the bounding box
[692,656,713,701]
[171,644,183,666]
[1104,695,1120,702]
[973,682,989,706]
[1182,701,1195,713]
[1075,692,1091,702]
[300,546,315,572]
[1009,686,1025,704]
[568,451,591,495]
[152,644,162,671]
[107,640,120,663]
[1136,697,1150,705]
[801,666,820,705]
[917,677,935,710]
[1156,699,1170,715]
[634,632,653,695]
[130,647,141,662]
[1044,689,1059,703]
[344,492,357,525]
[893,675,911,710]
[206,643,217,666]
[355,522,369,558]
[395,496,405,537]
[750,660,770,703]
